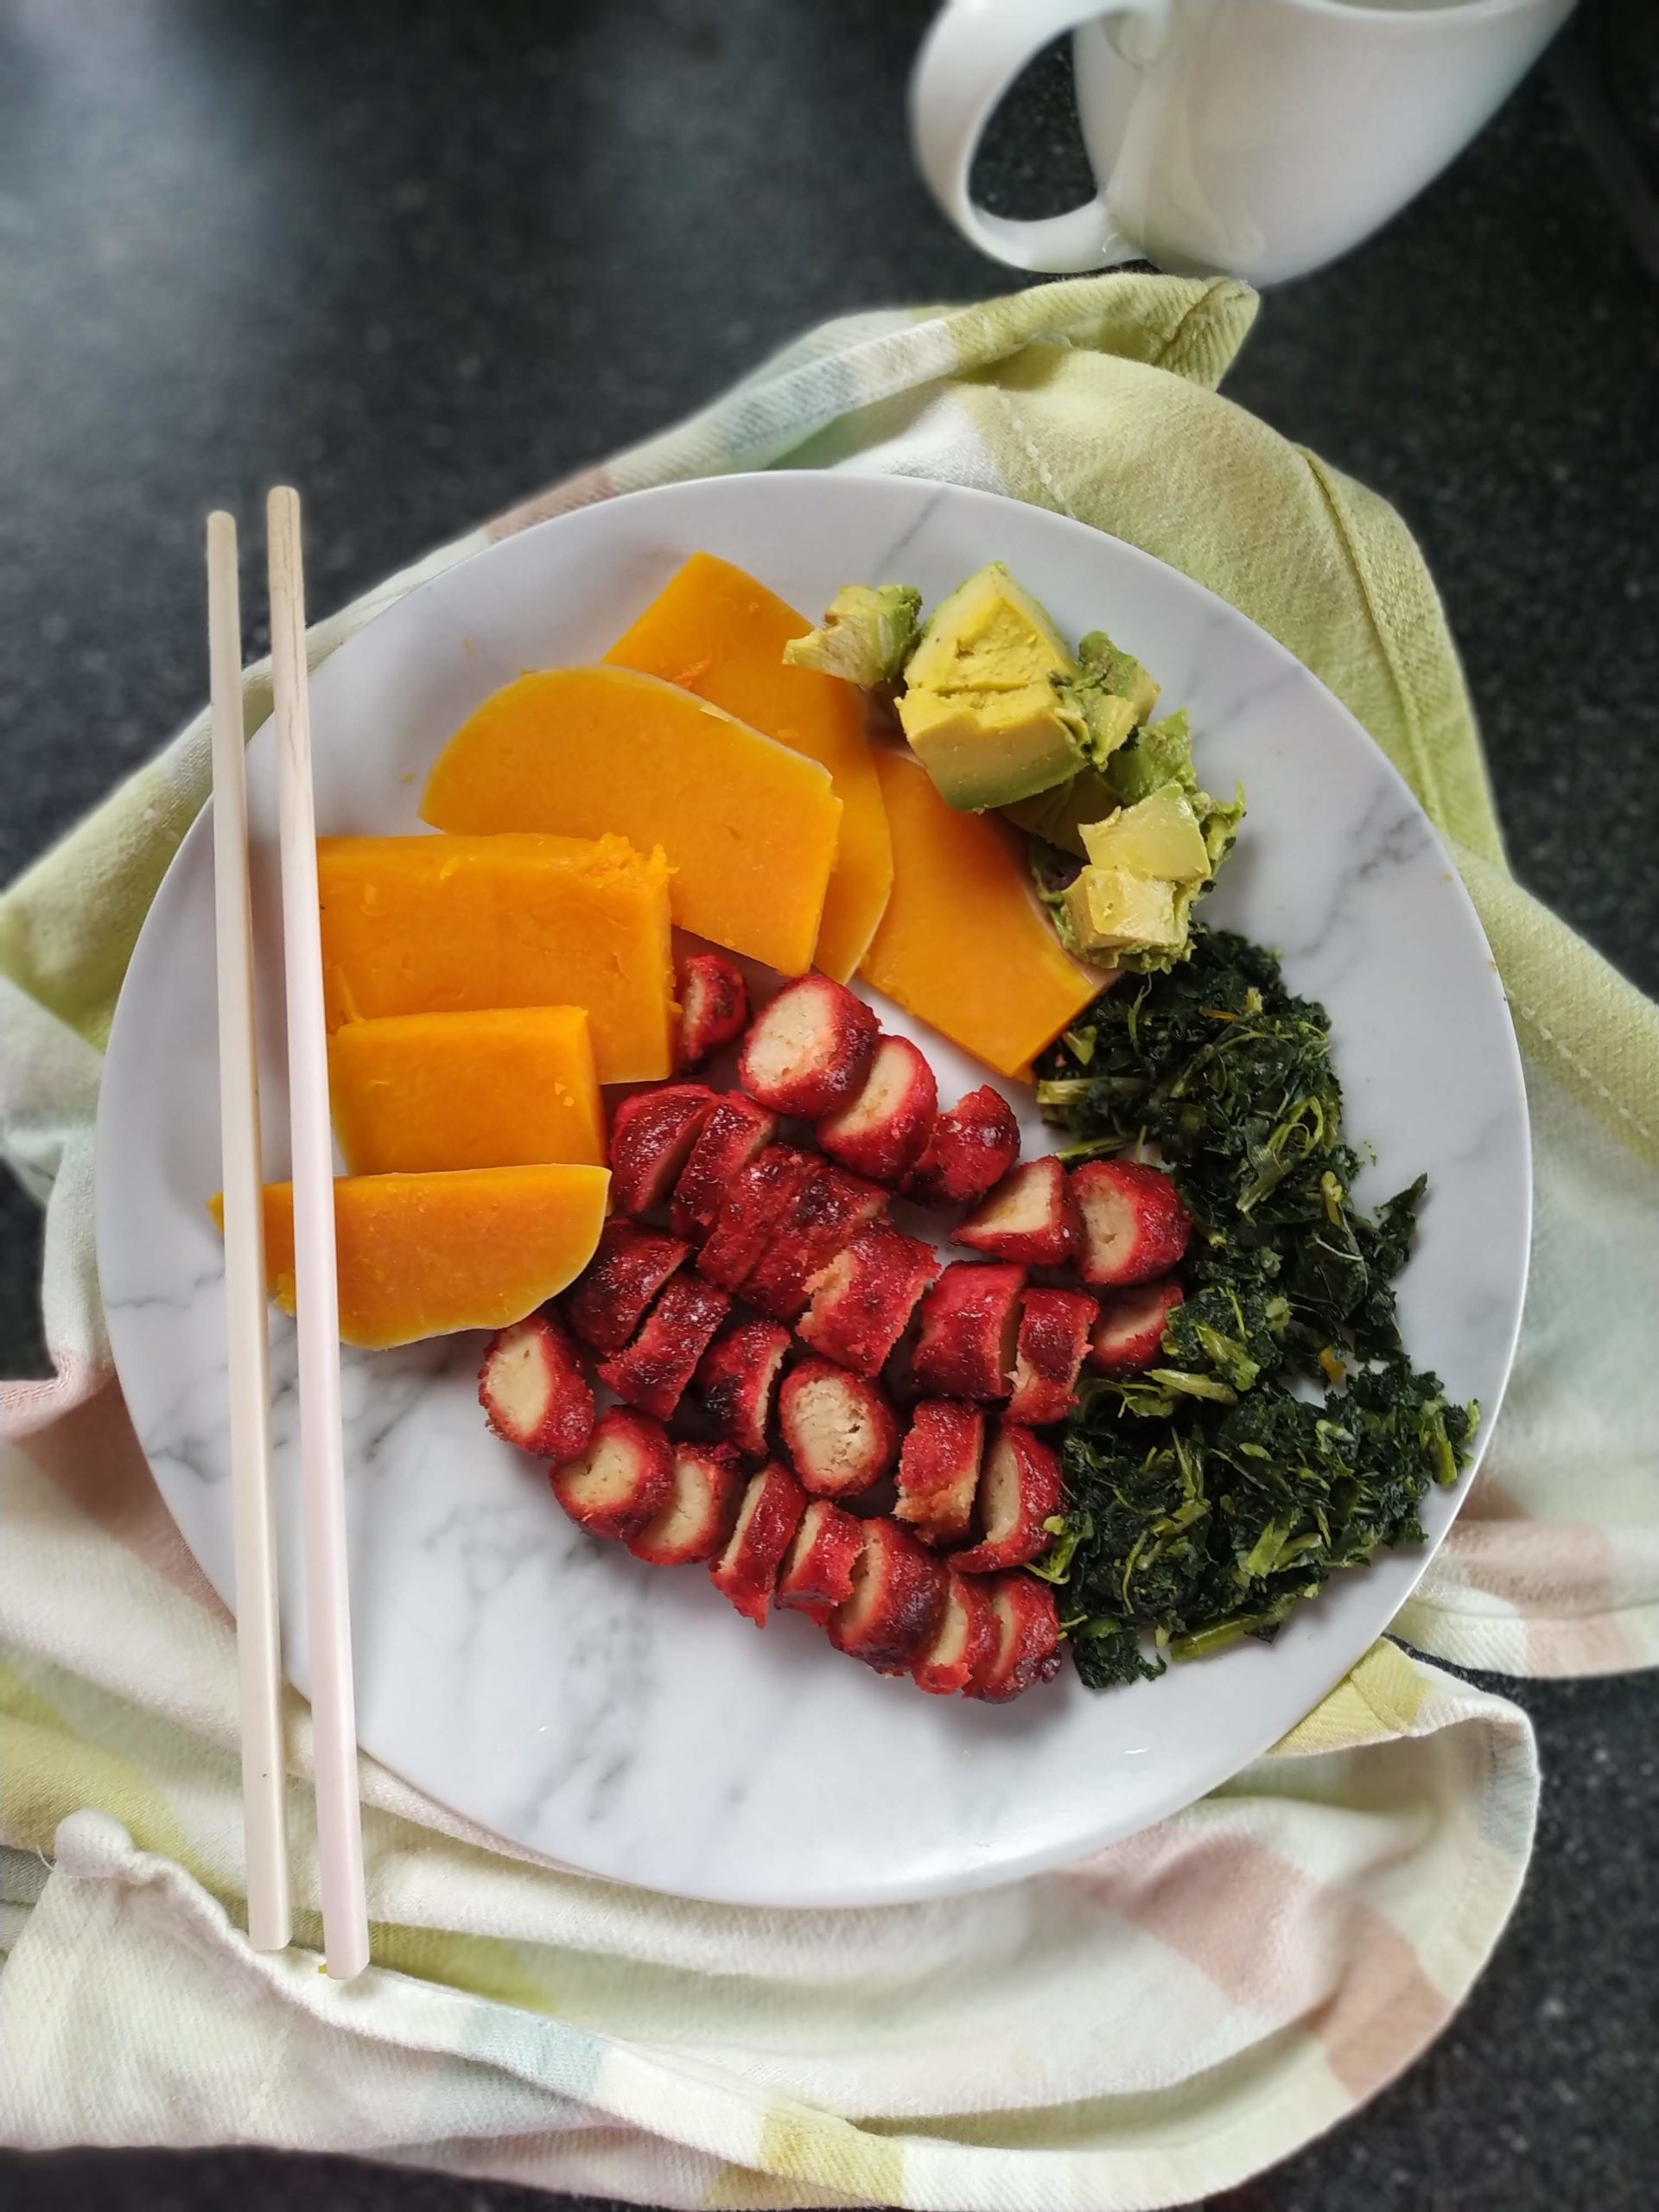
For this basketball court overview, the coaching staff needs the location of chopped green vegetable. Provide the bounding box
[1033,925,1478,1688]
[782,583,922,686]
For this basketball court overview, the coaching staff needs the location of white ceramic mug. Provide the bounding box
[911,0,1575,283]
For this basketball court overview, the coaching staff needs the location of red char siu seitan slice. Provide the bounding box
[901,1086,1019,1208]
[597,1273,731,1421]
[911,1261,1026,1400]
[671,1092,778,1241]
[796,1222,939,1377]
[694,1313,792,1458]
[551,1407,674,1541]
[1006,1287,1097,1425]
[893,1398,985,1548]
[1069,1159,1192,1287]
[675,951,749,1072]
[626,1440,745,1566]
[952,1422,1064,1573]
[1090,1274,1185,1375]
[478,1310,594,1466]
[607,1083,716,1216]
[741,1161,887,1322]
[912,1572,999,1695]
[738,976,879,1118]
[965,1573,1064,1702]
[710,1460,807,1626]
[775,1497,865,1624]
[696,1142,817,1290]
[778,1357,900,1499]
[815,1034,938,1184]
[955,1156,1077,1267]
[563,1221,690,1354]
[828,1516,948,1675]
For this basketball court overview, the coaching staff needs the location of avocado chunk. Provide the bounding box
[898,563,1087,810]
[905,562,1073,693]
[1037,713,1247,973]
[782,583,922,687]
[1062,868,1184,956]
[1054,680,1139,766]
[898,679,1088,810]
[1103,709,1197,805]
[1101,710,1247,875]
[1049,629,1157,770]
[1077,630,1160,726]
[996,626,1158,845]
[1001,766,1122,855]
[1081,784,1212,882]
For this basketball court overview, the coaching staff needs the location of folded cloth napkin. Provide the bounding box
[1,274,1654,2208]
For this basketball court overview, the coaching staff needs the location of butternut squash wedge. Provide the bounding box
[859,750,1106,1077]
[603,553,893,980]
[211,1165,611,1349]
[329,1007,605,1174]
[421,665,842,976]
[316,833,674,1083]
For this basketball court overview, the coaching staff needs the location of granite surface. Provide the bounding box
[1,0,1655,2204]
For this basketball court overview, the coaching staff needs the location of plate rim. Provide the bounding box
[96,467,1532,1906]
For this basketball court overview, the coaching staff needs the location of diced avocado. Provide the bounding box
[1001,766,1121,855]
[1054,680,1138,766]
[1080,785,1212,883]
[905,563,1076,695]
[1033,708,1248,975]
[1104,709,1198,805]
[898,563,1087,810]
[1046,628,1154,775]
[1103,710,1246,871]
[898,680,1087,810]
[1200,787,1247,874]
[1063,867,1184,955]
[781,583,922,687]
[1077,630,1160,726]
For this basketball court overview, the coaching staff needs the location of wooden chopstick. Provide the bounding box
[267,485,371,1982]
[207,512,292,1956]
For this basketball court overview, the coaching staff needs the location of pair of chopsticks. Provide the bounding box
[207,491,370,1980]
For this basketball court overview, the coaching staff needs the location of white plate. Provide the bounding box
[97,473,1529,1908]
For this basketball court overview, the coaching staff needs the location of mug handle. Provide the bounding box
[909,0,1172,272]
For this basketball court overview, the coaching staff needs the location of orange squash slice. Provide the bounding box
[316,833,674,1084]
[420,664,842,976]
[329,1007,605,1174]
[859,751,1106,1077]
[603,553,893,980]
[212,1165,610,1349]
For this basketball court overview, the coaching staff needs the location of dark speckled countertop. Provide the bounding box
[2,3,1655,2208]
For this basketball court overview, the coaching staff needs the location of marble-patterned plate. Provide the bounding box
[97,473,1529,1907]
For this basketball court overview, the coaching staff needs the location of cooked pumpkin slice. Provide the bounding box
[211,1165,610,1349]
[859,751,1105,1077]
[421,664,842,977]
[329,1007,604,1174]
[604,552,893,981]
[316,833,674,1084]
